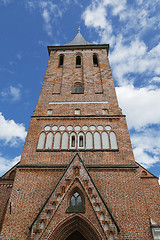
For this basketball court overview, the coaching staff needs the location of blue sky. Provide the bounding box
[0,0,160,181]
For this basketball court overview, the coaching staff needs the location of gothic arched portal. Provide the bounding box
[66,231,86,240]
[48,215,102,240]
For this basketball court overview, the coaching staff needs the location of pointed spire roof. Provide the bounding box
[64,28,93,46]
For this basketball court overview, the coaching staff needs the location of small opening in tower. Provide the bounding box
[93,54,98,67]
[74,82,83,94]
[79,136,83,147]
[59,55,64,67]
[76,56,81,67]
[71,136,75,147]
[75,109,80,115]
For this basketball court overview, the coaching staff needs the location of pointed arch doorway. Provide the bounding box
[66,230,86,240]
[48,215,102,240]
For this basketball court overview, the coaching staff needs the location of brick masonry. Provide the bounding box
[0,41,160,240]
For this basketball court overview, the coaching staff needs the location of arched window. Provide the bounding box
[86,132,93,149]
[61,132,69,149]
[37,132,46,149]
[76,56,81,67]
[59,55,64,67]
[70,132,76,149]
[45,132,53,149]
[94,132,101,149]
[102,132,109,150]
[78,132,85,149]
[110,131,118,150]
[74,82,83,94]
[93,54,98,67]
[71,192,82,207]
[66,191,85,213]
[53,132,61,149]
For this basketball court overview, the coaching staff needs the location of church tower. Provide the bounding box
[0,29,160,240]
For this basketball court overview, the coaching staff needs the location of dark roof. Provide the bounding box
[64,31,93,46]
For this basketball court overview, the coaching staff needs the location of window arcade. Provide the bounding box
[37,125,118,151]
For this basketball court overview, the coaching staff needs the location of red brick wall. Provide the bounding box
[1,46,159,239]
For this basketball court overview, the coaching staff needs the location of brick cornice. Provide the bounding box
[47,44,109,55]
[17,164,138,169]
[31,114,126,119]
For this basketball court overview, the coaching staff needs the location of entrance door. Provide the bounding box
[66,231,86,240]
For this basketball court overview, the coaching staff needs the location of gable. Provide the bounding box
[30,153,119,240]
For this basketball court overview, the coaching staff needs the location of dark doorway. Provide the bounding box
[66,231,86,240]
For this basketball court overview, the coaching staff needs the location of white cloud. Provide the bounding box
[81,0,127,45]
[10,86,21,101]
[82,3,107,29]
[0,154,20,177]
[1,86,21,101]
[110,39,160,85]
[0,112,27,145]
[131,130,160,169]
[39,1,63,36]
[116,85,160,130]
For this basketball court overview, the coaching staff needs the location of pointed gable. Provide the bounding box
[30,153,119,239]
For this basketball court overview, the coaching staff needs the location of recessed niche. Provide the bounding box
[91,196,96,203]
[44,125,51,131]
[57,194,61,201]
[59,126,65,131]
[74,126,81,131]
[103,109,108,115]
[90,125,96,131]
[105,125,111,131]
[75,109,80,115]
[104,222,109,231]
[52,126,58,131]
[95,204,100,211]
[67,126,73,131]
[97,125,103,131]
[82,125,88,131]
[47,109,53,115]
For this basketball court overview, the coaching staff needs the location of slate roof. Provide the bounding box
[64,31,93,46]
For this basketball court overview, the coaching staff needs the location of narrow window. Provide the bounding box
[79,136,83,147]
[45,132,53,149]
[93,54,98,67]
[110,131,118,150]
[53,132,61,149]
[102,132,109,150]
[94,132,101,149]
[76,56,81,67]
[59,55,64,67]
[61,132,69,149]
[37,132,46,149]
[86,132,93,149]
[70,132,76,149]
[71,136,75,147]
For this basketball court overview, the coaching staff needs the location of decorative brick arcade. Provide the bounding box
[0,30,160,240]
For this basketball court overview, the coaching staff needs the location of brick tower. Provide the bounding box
[0,29,160,240]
